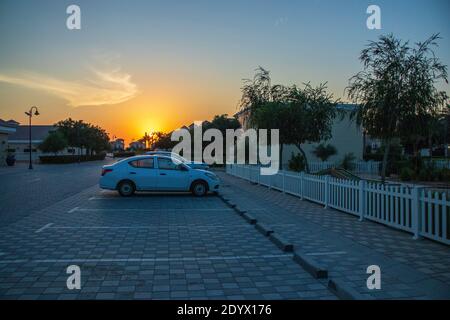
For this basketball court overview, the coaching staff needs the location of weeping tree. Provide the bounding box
[240,67,339,171]
[347,33,448,182]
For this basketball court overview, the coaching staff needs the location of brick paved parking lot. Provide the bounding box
[0,164,336,300]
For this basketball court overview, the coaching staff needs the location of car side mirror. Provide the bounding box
[178,164,189,171]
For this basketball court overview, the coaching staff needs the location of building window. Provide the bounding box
[24,149,38,153]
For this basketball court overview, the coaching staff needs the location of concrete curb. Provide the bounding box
[254,222,274,236]
[225,200,236,208]
[268,233,294,252]
[327,279,373,300]
[242,212,257,225]
[234,207,247,216]
[292,252,328,279]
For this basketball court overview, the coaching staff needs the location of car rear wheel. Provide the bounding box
[118,180,135,197]
[191,181,207,197]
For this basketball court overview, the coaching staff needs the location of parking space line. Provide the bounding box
[34,223,297,232]
[71,208,235,212]
[0,254,291,264]
[305,251,347,256]
[41,224,256,230]
[35,223,54,233]
[67,207,79,213]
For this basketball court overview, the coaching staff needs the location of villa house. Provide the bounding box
[129,140,146,151]
[234,103,364,167]
[111,138,125,151]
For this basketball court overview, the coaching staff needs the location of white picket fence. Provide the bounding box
[426,159,450,169]
[226,164,450,245]
[308,161,381,174]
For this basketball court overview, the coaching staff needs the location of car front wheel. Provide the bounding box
[191,181,207,197]
[118,180,135,197]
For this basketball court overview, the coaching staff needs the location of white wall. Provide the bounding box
[282,113,363,168]
[8,142,87,162]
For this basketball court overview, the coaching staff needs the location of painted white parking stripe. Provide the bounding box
[0,254,291,264]
[305,251,347,256]
[73,208,234,212]
[67,207,79,213]
[35,223,296,231]
[35,223,54,233]
[42,225,254,230]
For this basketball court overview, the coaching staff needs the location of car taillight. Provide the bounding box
[101,168,113,176]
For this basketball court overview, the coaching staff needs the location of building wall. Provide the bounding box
[0,133,7,166]
[281,113,364,168]
[7,142,87,162]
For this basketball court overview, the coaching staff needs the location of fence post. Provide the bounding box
[282,171,286,193]
[257,166,260,185]
[412,186,423,240]
[300,171,304,200]
[324,176,329,209]
[268,173,272,190]
[359,180,366,221]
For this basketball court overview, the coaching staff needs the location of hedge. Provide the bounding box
[39,153,106,164]
[113,151,136,158]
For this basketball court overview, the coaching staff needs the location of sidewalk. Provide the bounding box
[218,172,450,299]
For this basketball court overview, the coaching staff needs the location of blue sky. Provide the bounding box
[0,0,449,141]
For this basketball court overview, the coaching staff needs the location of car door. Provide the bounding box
[127,157,158,190]
[156,157,190,191]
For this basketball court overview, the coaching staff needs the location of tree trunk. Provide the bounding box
[412,140,419,173]
[381,139,391,184]
[297,144,310,173]
[279,144,283,171]
[428,134,433,158]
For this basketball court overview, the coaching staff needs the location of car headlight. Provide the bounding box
[205,172,219,180]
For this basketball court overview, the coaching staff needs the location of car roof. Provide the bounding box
[146,151,174,155]
[123,154,180,162]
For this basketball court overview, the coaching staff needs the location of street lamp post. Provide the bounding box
[25,106,39,170]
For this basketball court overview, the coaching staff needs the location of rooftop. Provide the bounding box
[8,125,56,142]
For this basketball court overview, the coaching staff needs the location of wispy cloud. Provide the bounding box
[0,67,138,107]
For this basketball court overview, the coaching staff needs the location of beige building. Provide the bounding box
[0,119,19,166]
[234,104,364,168]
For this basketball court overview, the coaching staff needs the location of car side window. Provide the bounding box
[157,158,180,170]
[129,158,154,169]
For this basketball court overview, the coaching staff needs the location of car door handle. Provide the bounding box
[160,173,167,176]
[129,172,136,174]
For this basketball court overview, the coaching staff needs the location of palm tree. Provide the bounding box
[142,132,151,149]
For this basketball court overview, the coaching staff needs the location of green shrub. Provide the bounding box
[399,167,414,181]
[39,153,106,164]
[438,168,450,182]
[288,152,305,172]
[113,151,135,158]
[312,143,337,162]
[340,153,356,171]
[419,170,428,181]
